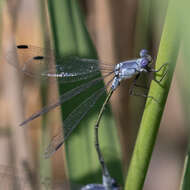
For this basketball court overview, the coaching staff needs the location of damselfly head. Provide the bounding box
[140,49,149,57]
[139,49,152,67]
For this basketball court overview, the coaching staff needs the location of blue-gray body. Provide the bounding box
[81,175,119,190]
[111,53,151,90]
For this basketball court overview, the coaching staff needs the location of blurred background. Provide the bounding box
[0,0,189,189]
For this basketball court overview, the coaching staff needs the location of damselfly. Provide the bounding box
[6,45,167,178]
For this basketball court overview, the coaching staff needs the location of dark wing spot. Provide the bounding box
[17,45,29,49]
[33,56,44,60]
[55,142,64,151]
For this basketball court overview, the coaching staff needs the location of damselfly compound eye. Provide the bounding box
[141,58,149,67]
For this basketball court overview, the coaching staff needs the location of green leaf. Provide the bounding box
[47,0,123,186]
[179,1,190,190]
[125,0,181,189]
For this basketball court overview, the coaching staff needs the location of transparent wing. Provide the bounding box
[20,74,113,126]
[6,44,114,83]
[44,86,106,158]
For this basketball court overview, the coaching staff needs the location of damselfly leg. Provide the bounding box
[129,63,168,103]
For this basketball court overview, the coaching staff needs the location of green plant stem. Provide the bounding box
[47,0,122,185]
[180,150,190,190]
[179,1,190,189]
[125,0,181,189]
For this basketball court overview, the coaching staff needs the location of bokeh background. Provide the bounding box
[0,0,189,189]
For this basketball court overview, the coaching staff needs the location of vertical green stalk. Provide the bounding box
[134,0,152,50]
[180,149,190,190]
[125,0,181,189]
[179,1,190,189]
[47,0,122,186]
[38,0,52,184]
